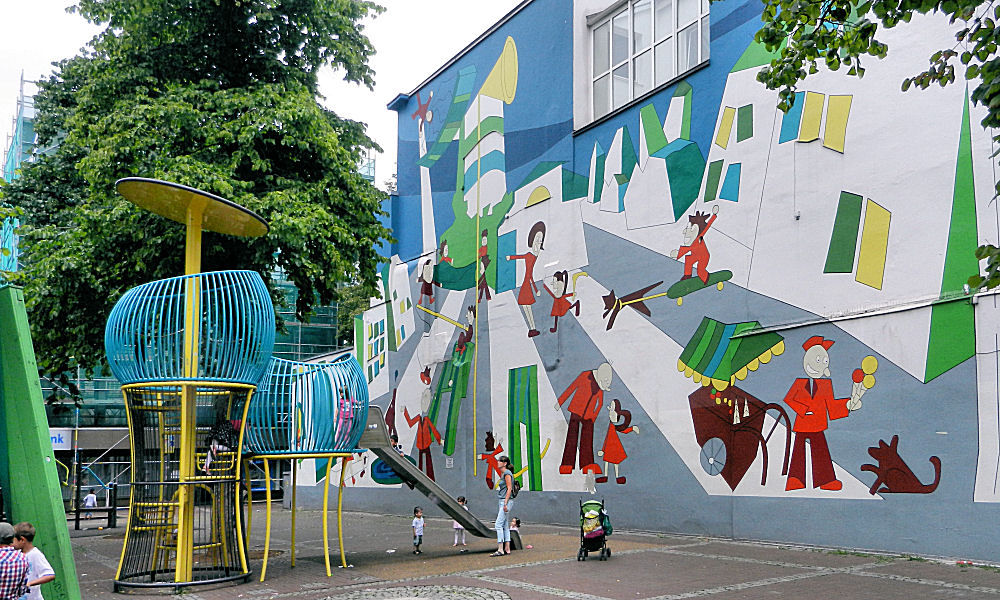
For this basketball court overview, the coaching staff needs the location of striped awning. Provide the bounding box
[677,318,785,391]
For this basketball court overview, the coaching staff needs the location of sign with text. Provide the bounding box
[50,428,73,451]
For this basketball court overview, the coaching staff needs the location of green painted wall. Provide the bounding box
[0,286,81,600]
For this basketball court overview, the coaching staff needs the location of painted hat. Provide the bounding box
[802,336,834,351]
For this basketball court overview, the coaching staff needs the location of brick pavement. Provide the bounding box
[65,506,1000,599]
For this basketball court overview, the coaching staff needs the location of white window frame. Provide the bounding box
[584,0,709,123]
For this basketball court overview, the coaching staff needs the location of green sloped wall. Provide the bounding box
[0,286,81,600]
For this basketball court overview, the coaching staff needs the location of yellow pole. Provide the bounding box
[245,459,252,545]
[473,97,481,478]
[291,460,297,567]
[260,458,271,582]
[234,391,253,575]
[176,198,205,583]
[322,457,333,577]
[337,456,348,568]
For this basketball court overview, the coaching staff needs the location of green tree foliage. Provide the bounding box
[754,0,1000,289]
[1,0,391,376]
[335,282,375,346]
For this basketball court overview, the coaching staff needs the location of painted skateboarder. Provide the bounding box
[670,204,719,284]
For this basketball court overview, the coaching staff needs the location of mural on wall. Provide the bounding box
[333,6,1000,565]
[861,435,942,495]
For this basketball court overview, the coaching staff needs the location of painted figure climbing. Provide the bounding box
[404,389,443,480]
[479,430,505,489]
[783,336,866,491]
[416,259,439,305]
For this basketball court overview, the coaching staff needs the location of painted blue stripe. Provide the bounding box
[719,163,741,202]
[778,92,805,143]
[496,232,517,293]
[463,150,506,190]
[703,324,738,377]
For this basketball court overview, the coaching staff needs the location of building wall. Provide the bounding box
[338,0,1000,560]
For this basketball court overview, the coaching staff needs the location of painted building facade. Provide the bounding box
[338,0,1000,560]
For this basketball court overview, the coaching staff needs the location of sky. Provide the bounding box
[0,0,525,188]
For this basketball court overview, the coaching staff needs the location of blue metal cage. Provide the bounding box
[105,270,275,385]
[243,354,369,455]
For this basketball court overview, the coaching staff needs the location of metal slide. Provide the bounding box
[358,406,522,550]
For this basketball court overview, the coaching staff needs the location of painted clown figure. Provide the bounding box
[783,336,866,491]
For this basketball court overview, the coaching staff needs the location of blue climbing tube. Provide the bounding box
[104,270,275,385]
[244,353,369,455]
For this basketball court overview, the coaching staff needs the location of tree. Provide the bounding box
[1,0,392,376]
[754,0,1000,289]
[335,282,375,347]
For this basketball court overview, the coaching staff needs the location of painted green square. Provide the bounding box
[824,191,863,273]
[737,105,753,142]
[704,160,725,202]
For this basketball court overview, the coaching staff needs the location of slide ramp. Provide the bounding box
[359,407,521,549]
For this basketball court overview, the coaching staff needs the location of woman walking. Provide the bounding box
[492,455,515,556]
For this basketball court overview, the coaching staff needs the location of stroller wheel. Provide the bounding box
[606,547,611,558]
[577,548,585,561]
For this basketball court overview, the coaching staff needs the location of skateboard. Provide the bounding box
[666,270,732,305]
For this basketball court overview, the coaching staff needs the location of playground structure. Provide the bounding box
[105,178,512,591]
[107,179,275,590]
[242,354,368,580]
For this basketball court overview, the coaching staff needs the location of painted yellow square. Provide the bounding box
[798,92,825,142]
[856,199,891,290]
[823,95,853,153]
[715,107,736,149]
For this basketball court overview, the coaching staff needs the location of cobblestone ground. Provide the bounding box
[67,507,1000,600]
[325,585,511,599]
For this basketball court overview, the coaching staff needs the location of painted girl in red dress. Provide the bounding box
[505,221,546,338]
[597,399,639,484]
[543,270,581,333]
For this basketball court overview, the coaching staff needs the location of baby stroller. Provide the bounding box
[577,499,612,561]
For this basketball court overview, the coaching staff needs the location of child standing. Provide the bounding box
[83,490,98,520]
[13,522,54,600]
[453,497,469,548]
[411,507,424,555]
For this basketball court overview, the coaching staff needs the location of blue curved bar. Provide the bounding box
[104,270,275,385]
[244,354,369,454]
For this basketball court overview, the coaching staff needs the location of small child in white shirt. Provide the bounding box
[83,490,98,519]
[14,522,55,600]
[453,496,469,548]
[412,506,424,555]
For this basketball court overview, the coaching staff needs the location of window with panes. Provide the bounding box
[591,0,709,119]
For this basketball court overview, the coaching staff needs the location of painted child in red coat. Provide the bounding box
[597,399,640,484]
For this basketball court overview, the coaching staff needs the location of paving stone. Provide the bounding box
[325,584,511,599]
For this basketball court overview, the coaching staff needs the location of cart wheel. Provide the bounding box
[700,437,727,476]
